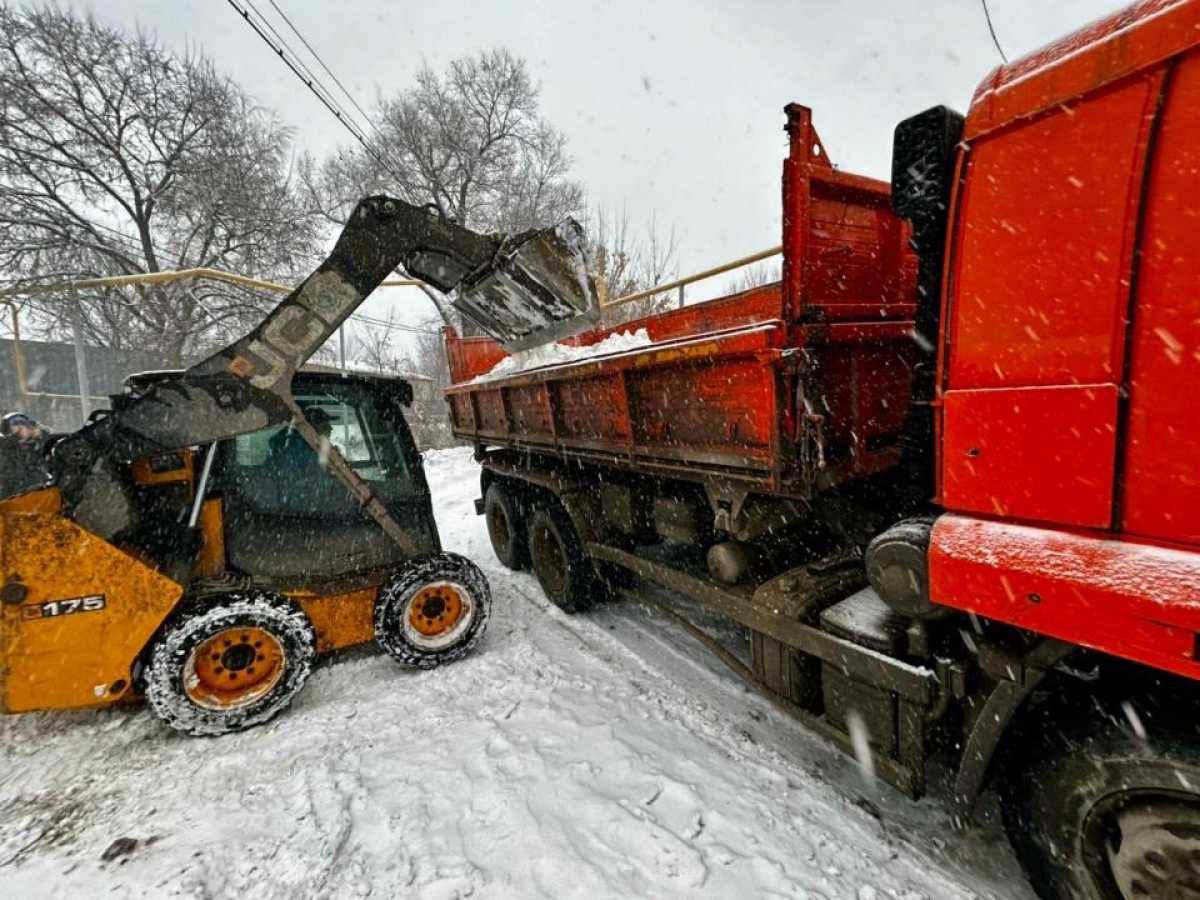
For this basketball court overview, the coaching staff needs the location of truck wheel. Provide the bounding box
[144,593,316,737]
[528,504,595,612]
[485,482,529,570]
[999,704,1200,900]
[375,553,491,669]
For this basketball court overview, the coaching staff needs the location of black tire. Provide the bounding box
[485,482,529,570]
[144,592,316,737]
[375,552,491,669]
[999,700,1200,900]
[527,503,595,613]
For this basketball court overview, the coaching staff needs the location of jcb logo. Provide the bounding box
[232,272,361,389]
[22,595,106,620]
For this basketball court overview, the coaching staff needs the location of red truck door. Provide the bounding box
[1120,50,1200,546]
[939,67,1168,529]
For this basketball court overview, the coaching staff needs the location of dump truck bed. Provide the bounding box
[445,106,920,499]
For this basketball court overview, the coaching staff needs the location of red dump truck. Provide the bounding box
[444,3,1200,897]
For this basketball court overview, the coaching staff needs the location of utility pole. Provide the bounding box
[9,304,28,399]
[69,287,91,426]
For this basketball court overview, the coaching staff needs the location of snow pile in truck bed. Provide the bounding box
[0,447,1031,899]
[472,327,653,383]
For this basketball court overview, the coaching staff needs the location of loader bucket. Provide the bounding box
[452,218,601,352]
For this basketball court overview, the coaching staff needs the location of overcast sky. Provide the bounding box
[66,0,1128,337]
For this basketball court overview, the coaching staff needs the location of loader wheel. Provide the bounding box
[144,593,316,737]
[375,553,491,669]
[999,700,1200,900]
[528,504,594,613]
[485,483,529,570]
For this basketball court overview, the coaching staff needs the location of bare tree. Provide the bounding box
[354,312,408,375]
[724,260,781,295]
[590,208,681,327]
[305,48,584,332]
[347,312,451,449]
[0,6,321,365]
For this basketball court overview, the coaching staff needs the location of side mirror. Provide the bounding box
[891,105,964,223]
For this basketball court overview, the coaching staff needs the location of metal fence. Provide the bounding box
[0,337,178,432]
[0,267,423,434]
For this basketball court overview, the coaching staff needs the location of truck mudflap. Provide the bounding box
[951,637,1074,822]
[929,514,1200,681]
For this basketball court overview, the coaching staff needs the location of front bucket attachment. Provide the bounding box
[452,219,600,352]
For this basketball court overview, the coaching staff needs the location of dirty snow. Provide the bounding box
[0,448,1032,899]
[472,327,653,383]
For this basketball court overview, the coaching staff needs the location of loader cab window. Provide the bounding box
[214,378,430,580]
[218,380,424,519]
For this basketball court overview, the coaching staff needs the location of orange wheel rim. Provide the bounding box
[184,626,285,710]
[408,583,466,637]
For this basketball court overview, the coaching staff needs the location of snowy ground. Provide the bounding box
[0,448,1034,899]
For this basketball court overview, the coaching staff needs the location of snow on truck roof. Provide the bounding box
[966,0,1200,139]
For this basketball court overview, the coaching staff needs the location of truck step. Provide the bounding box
[819,586,908,656]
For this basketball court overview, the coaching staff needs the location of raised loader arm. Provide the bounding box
[52,196,598,551]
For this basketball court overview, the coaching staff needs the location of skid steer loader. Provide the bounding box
[0,196,599,735]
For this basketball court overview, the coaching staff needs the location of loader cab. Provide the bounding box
[208,370,440,584]
[121,368,440,585]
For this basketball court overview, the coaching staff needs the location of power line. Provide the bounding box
[242,0,370,139]
[225,0,407,188]
[352,312,439,335]
[981,0,1009,64]
[17,6,432,337]
[265,0,384,143]
[223,0,444,338]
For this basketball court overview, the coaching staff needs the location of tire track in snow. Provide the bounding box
[0,447,1030,899]
[432,449,1029,899]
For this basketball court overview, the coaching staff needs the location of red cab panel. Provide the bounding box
[929,513,1200,681]
[941,384,1118,528]
[947,73,1159,390]
[1121,50,1200,546]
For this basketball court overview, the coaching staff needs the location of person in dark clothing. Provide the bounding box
[0,412,51,498]
[266,407,341,509]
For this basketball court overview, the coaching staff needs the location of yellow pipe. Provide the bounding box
[0,269,424,299]
[603,245,782,310]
